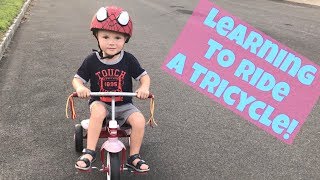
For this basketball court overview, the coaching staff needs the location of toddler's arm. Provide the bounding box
[72,77,90,98]
[136,74,150,99]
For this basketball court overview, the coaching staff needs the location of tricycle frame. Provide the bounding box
[73,92,149,180]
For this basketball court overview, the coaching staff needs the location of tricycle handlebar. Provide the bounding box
[67,91,156,127]
[72,92,154,98]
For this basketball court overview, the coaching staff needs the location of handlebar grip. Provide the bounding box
[148,93,154,98]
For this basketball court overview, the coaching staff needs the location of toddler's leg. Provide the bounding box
[76,102,107,169]
[126,112,149,171]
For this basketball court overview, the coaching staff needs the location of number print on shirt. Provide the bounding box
[95,68,127,102]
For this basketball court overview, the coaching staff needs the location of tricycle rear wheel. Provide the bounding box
[75,124,83,152]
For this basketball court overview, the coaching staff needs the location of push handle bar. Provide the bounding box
[72,92,154,98]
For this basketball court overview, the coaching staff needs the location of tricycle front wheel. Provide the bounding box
[106,152,120,180]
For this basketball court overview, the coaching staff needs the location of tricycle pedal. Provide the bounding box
[77,168,92,173]
[77,166,101,173]
[124,167,148,174]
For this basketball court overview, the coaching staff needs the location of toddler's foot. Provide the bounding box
[126,154,150,172]
[75,149,96,170]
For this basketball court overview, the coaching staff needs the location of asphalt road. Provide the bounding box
[0,0,320,179]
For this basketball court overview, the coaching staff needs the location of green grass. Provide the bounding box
[0,0,25,37]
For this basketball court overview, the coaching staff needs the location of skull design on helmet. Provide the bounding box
[90,6,133,42]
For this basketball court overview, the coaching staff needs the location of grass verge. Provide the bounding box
[0,0,25,38]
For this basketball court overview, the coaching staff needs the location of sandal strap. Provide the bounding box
[127,154,141,164]
[77,157,91,168]
[82,148,96,159]
[136,160,146,169]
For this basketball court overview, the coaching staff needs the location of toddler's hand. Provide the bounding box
[136,88,149,99]
[76,86,90,98]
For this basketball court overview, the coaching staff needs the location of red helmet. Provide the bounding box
[90,6,133,41]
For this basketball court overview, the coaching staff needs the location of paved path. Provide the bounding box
[0,0,319,179]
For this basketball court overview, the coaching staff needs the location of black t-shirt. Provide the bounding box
[75,51,146,106]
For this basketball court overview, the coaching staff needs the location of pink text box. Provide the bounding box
[162,0,320,144]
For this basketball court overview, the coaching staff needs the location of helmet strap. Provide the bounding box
[99,51,121,59]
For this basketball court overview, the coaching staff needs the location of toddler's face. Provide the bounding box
[97,30,127,56]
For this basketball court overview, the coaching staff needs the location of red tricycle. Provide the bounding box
[66,91,156,180]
